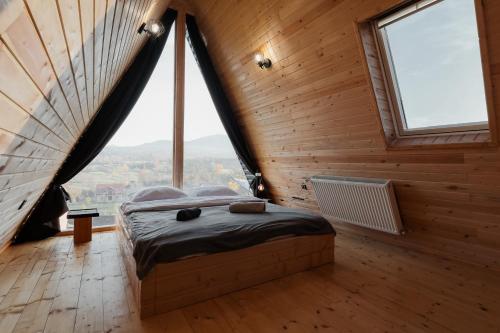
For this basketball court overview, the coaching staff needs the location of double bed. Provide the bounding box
[117,193,335,318]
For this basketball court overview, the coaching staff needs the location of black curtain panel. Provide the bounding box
[185,15,267,198]
[14,9,177,243]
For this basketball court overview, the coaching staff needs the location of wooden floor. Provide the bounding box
[0,232,499,333]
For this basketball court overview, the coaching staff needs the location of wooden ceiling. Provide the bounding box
[189,0,500,269]
[0,0,170,248]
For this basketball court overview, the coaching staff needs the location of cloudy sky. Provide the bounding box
[385,0,487,129]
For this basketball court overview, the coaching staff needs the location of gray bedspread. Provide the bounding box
[123,203,335,279]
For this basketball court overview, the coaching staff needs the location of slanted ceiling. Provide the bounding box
[0,0,170,247]
[189,0,500,269]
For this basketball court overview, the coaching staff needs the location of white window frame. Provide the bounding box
[374,0,490,137]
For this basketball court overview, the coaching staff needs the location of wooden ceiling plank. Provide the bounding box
[117,0,151,77]
[0,128,65,159]
[93,0,106,112]
[56,0,91,124]
[0,188,48,225]
[0,90,73,151]
[0,92,68,152]
[0,126,66,157]
[0,157,59,176]
[0,42,74,145]
[1,8,80,138]
[106,0,136,90]
[79,0,94,123]
[114,0,149,85]
[108,1,132,91]
[0,169,56,192]
[0,130,64,161]
[122,0,152,71]
[0,197,50,236]
[123,0,151,66]
[0,183,50,223]
[103,0,125,98]
[98,0,117,104]
[24,0,85,133]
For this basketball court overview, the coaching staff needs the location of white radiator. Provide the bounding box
[311,176,404,235]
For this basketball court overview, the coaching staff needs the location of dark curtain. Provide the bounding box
[185,15,267,197]
[14,9,177,243]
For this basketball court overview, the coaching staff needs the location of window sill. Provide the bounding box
[356,16,497,152]
[386,131,496,150]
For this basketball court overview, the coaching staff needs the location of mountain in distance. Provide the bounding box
[102,134,237,159]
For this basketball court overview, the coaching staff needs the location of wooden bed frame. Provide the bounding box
[117,213,335,318]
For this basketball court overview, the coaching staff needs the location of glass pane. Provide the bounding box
[383,0,488,130]
[63,26,176,230]
[184,36,250,195]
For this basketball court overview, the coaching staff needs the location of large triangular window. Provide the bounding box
[63,15,249,231]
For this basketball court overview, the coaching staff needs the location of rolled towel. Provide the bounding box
[229,201,266,214]
[176,207,201,221]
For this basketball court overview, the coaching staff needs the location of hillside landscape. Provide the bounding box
[64,134,248,223]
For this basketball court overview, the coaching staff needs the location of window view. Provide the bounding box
[63,26,176,230]
[183,36,249,194]
[377,0,488,133]
[62,23,249,231]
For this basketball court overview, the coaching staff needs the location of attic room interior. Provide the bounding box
[1,0,500,331]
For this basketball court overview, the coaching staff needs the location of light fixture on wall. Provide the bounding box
[254,52,272,69]
[255,172,265,192]
[138,19,165,37]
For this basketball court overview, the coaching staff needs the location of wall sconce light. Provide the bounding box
[255,172,265,192]
[255,52,272,69]
[138,20,165,37]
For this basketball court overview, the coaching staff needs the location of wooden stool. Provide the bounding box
[67,209,99,244]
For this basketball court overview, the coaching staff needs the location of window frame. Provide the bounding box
[373,0,491,138]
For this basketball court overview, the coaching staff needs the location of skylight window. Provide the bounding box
[375,0,490,136]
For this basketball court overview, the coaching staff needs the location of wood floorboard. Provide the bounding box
[0,231,498,333]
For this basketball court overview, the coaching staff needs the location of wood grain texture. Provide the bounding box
[0,0,171,249]
[0,231,498,332]
[173,9,186,189]
[188,0,500,270]
[73,217,92,244]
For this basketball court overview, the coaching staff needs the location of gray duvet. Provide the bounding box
[123,201,335,279]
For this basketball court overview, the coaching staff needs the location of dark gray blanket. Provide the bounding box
[124,203,335,279]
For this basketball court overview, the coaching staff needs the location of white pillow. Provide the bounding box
[189,185,238,197]
[131,186,187,202]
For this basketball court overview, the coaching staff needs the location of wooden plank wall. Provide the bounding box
[189,0,500,269]
[0,0,170,248]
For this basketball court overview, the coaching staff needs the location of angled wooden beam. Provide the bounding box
[172,9,185,188]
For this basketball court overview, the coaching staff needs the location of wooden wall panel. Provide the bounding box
[57,0,91,123]
[2,6,79,137]
[0,0,170,248]
[190,0,500,269]
[98,0,117,104]
[26,0,85,130]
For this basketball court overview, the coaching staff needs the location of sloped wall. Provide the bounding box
[190,0,500,268]
[0,0,170,248]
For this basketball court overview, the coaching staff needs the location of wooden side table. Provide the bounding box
[67,208,99,244]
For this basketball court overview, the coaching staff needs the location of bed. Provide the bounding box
[117,195,335,318]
